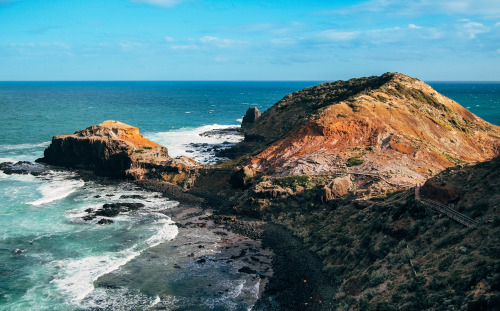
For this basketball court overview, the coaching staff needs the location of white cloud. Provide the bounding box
[319,30,359,41]
[408,24,422,29]
[131,0,181,7]
[462,21,490,38]
[171,44,198,50]
[164,36,175,42]
[119,41,143,50]
[199,36,246,48]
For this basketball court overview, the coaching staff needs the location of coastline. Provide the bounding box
[136,177,337,310]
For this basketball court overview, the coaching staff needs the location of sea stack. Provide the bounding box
[241,107,261,129]
[39,120,199,181]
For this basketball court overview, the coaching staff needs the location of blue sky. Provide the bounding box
[0,0,499,81]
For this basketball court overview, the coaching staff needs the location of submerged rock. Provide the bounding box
[0,161,48,176]
[83,202,145,221]
[97,218,114,225]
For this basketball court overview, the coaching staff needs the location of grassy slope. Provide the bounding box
[258,159,500,310]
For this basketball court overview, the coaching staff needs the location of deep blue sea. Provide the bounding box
[0,81,499,310]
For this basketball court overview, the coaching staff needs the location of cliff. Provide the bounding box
[231,73,500,187]
[39,120,200,183]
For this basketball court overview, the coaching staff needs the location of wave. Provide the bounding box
[144,124,243,164]
[28,173,85,206]
[0,141,50,152]
[52,216,178,303]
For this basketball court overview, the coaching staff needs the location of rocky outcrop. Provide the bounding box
[230,73,500,186]
[38,120,200,182]
[229,166,256,189]
[241,107,261,129]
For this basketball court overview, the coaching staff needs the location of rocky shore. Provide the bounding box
[19,73,500,310]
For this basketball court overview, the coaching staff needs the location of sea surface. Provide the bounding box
[0,81,499,310]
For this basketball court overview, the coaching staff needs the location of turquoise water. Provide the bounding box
[0,81,499,310]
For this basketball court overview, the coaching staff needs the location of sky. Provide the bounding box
[0,0,499,81]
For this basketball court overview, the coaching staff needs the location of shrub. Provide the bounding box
[273,175,309,188]
[369,269,388,286]
[438,255,454,271]
[347,156,364,167]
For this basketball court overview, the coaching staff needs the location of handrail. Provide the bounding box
[415,185,479,228]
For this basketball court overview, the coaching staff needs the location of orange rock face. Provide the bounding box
[236,73,500,185]
[97,120,161,149]
[41,120,200,180]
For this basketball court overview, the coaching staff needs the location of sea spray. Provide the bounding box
[145,123,243,164]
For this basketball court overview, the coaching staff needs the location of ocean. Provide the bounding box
[0,81,499,310]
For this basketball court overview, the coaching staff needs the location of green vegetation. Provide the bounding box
[443,153,466,165]
[273,175,309,188]
[347,156,364,167]
[337,113,348,118]
[376,94,387,102]
[133,146,153,153]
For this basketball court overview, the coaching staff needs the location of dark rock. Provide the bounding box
[229,166,255,189]
[97,218,114,225]
[196,258,206,264]
[119,194,145,199]
[0,161,47,176]
[95,207,120,217]
[238,266,257,274]
[241,107,261,129]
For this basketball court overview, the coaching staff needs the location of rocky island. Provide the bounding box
[12,73,500,310]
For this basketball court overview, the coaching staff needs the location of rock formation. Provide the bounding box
[241,107,261,129]
[230,73,500,186]
[38,120,200,182]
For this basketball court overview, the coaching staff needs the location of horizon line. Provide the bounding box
[1,80,500,83]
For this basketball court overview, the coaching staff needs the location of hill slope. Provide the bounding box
[233,73,500,186]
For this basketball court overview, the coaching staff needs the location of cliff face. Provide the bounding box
[234,73,500,185]
[39,120,199,182]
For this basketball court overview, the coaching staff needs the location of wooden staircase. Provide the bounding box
[415,185,479,228]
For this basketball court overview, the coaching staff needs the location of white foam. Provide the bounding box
[0,141,50,152]
[29,173,84,206]
[0,170,37,182]
[52,218,178,303]
[144,124,243,164]
[53,250,141,301]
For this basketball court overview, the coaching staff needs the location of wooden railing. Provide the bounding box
[415,185,479,228]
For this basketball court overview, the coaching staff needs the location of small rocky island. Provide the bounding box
[9,73,500,310]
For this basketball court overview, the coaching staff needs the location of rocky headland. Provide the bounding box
[6,72,500,310]
[38,120,200,184]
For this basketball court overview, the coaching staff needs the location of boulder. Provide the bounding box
[241,107,261,129]
[330,175,352,197]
